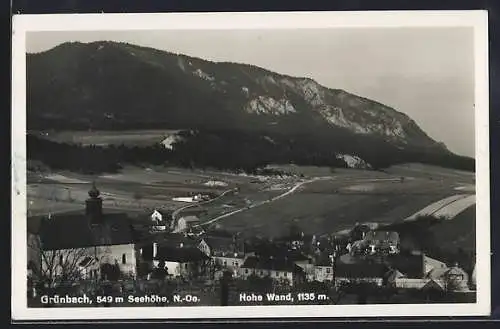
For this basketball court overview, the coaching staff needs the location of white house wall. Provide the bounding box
[98,243,137,277]
[153,260,193,277]
[40,243,137,281]
[314,266,333,282]
[151,211,163,222]
[214,256,245,270]
[335,277,383,286]
[239,268,294,286]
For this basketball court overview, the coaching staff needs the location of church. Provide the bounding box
[28,183,142,284]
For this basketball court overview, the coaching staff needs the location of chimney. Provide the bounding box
[86,182,103,225]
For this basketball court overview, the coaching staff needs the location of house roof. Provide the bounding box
[204,236,236,252]
[315,253,333,267]
[365,231,399,243]
[387,269,404,281]
[287,249,311,262]
[180,216,199,223]
[241,256,304,273]
[155,246,209,263]
[386,254,424,279]
[35,212,138,250]
[141,232,200,248]
[427,267,449,280]
[152,209,171,218]
[421,279,445,291]
[335,260,388,278]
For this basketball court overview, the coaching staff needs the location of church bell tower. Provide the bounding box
[86,182,103,225]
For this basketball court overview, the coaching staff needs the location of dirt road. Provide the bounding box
[194,177,334,228]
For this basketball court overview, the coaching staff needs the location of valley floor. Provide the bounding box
[26,163,475,245]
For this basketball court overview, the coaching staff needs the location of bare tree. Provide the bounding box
[31,239,98,288]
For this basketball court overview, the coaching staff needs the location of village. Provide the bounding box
[26,182,477,307]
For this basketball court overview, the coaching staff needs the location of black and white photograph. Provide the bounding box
[11,11,490,320]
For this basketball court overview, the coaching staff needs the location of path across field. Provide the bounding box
[194,177,331,228]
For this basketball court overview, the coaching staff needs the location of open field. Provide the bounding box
[193,165,475,238]
[385,163,475,183]
[209,190,453,238]
[26,165,290,217]
[27,163,476,243]
[31,130,179,146]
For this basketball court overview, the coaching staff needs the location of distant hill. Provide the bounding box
[26,41,474,172]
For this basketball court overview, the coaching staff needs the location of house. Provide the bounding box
[186,225,206,237]
[350,223,373,241]
[386,252,469,292]
[204,235,246,275]
[283,250,314,281]
[33,183,141,283]
[439,263,470,292]
[213,251,247,277]
[150,209,171,231]
[313,253,334,282]
[141,233,211,257]
[173,215,201,233]
[363,231,400,255]
[346,240,368,255]
[385,252,433,289]
[171,194,209,203]
[239,256,305,286]
[334,258,388,287]
[153,245,210,279]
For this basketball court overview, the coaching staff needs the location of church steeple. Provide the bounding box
[88,181,100,198]
[86,181,103,225]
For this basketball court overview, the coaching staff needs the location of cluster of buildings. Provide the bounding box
[27,184,475,298]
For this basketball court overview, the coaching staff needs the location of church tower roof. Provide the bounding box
[88,181,101,198]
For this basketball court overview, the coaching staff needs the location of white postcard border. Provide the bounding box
[11,10,490,320]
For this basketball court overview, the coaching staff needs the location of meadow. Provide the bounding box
[33,130,179,146]
[27,163,476,246]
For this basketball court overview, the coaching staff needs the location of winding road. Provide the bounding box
[193,177,334,228]
[171,188,238,223]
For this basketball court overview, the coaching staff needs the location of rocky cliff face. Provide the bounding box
[26,41,465,171]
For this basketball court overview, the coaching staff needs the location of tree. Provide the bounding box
[33,243,98,289]
[100,262,122,281]
[151,261,168,280]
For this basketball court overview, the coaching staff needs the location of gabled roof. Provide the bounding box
[335,260,388,278]
[386,254,424,279]
[421,279,445,291]
[365,231,399,243]
[204,235,236,252]
[241,256,304,273]
[35,212,138,250]
[314,253,333,267]
[387,269,404,281]
[180,215,199,223]
[152,209,171,218]
[141,232,200,248]
[155,246,209,263]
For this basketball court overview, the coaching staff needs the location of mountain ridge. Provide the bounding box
[26,41,473,173]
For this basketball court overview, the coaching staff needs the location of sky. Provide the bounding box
[26,27,475,157]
